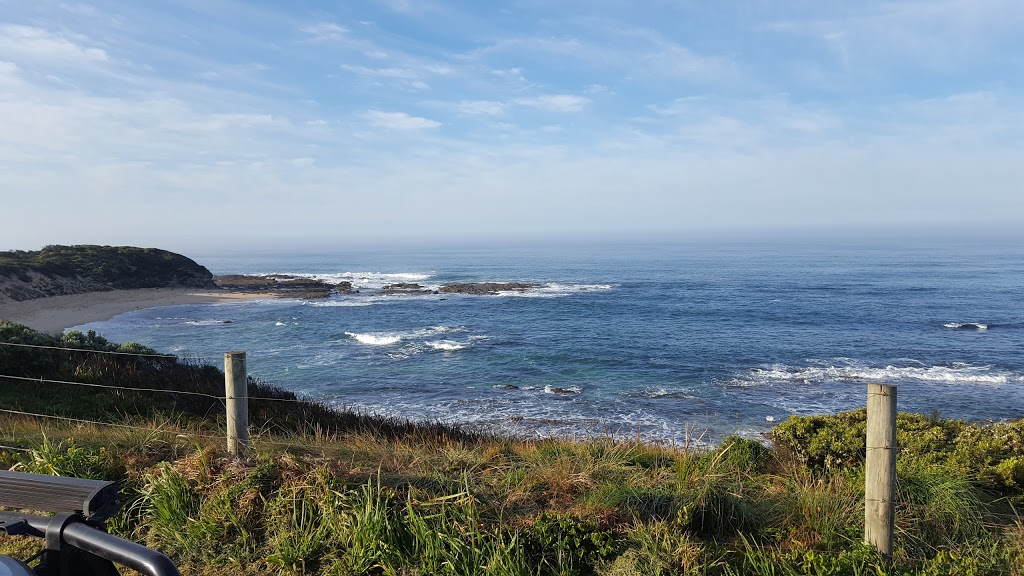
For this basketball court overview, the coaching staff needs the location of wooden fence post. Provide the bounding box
[224,351,249,458]
[865,383,897,558]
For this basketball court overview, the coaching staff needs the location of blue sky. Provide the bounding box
[1,0,1022,250]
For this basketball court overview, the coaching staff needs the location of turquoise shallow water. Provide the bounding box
[76,236,1024,442]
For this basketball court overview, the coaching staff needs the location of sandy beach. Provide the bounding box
[0,289,270,334]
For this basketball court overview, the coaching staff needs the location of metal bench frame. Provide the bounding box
[0,470,179,576]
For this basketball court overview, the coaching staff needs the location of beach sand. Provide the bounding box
[0,288,271,334]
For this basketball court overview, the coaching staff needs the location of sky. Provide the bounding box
[1,0,1022,251]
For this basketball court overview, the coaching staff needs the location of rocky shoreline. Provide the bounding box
[214,275,545,299]
[214,274,354,299]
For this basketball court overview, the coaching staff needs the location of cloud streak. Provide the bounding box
[364,110,441,130]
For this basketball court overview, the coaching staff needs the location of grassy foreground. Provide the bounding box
[1,321,1022,575]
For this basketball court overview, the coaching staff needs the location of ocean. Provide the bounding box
[75,235,1024,443]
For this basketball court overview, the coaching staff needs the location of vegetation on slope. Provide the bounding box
[0,322,1022,575]
[0,245,215,301]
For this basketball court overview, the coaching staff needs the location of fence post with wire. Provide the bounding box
[224,351,249,458]
[865,383,897,559]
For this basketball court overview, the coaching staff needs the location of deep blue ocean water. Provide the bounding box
[76,236,1024,443]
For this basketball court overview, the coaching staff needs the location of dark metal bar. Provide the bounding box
[61,523,180,576]
[0,513,180,576]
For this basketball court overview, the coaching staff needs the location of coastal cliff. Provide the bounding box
[0,245,215,302]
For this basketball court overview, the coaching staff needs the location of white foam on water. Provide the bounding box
[944,322,989,330]
[184,319,232,326]
[543,385,583,395]
[426,325,466,334]
[636,387,696,399]
[344,326,472,349]
[275,322,286,326]
[306,300,374,307]
[496,283,616,298]
[425,340,466,351]
[731,360,1016,386]
[344,332,402,345]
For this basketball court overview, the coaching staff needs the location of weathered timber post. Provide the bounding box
[865,383,897,558]
[224,351,249,458]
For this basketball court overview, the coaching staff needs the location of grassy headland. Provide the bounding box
[0,245,215,302]
[0,321,1022,575]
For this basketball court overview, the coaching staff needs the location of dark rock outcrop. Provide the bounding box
[213,274,353,299]
[438,282,541,295]
[379,283,433,295]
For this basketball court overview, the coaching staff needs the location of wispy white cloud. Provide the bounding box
[301,22,348,42]
[376,0,438,14]
[762,0,1024,75]
[0,24,108,65]
[514,94,589,113]
[454,100,505,116]
[341,64,431,90]
[0,60,20,84]
[58,3,97,16]
[340,58,455,92]
[364,110,441,129]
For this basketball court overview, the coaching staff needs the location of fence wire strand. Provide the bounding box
[0,341,179,358]
[0,373,226,401]
[0,407,229,442]
[0,371,328,405]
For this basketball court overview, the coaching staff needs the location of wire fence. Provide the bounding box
[1,346,1023,515]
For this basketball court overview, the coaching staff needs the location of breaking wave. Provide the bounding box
[730,360,1019,386]
[258,271,434,290]
[345,332,401,345]
[344,326,477,353]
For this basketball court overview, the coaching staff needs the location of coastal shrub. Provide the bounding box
[528,513,618,575]
[771,410,1024,495]
[0,320,60,375]
[770,410,866,472]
